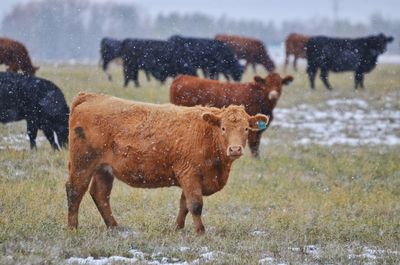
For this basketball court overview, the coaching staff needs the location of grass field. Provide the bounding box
[0,63,399,264]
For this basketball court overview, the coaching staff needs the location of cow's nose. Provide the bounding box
[268,91,279,100]
[228,145,243,157]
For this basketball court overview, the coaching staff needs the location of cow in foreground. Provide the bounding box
[66,92,268,234]
[170,74,293,157]
[99,37,122,81]
[306,33,394,89]
[0,38,39,75]
[215,34,275,73]
[0,72,69,149]
[284,33,310,72]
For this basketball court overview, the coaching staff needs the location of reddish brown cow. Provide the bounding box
[66,92,268,234]
[215,34,275,73]
[170,74,293,157]
[0,38,39,75]
[284,33,310,72]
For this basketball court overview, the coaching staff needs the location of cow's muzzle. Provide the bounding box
[227,145,243,158]
[268,91,279,100]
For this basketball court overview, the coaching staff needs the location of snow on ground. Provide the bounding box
[66,247,225,265]
[262,98,400,146]
[0,133,46,151]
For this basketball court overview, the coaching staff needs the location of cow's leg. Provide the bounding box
[66,163,97,229]
[293,56,298,71]
[320,69,332,90]
[27,120,38,149]
[223,73,230,82]
[89,166,117,228]
[176,192,189,230]
[103,60,112,81]
[355,71,364,89]
[248,130,263,158]
[307,65,317,89]
[42,126,59,150]
[179,177,204,234]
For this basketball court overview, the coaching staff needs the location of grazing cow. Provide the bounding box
[0,72,69,149]
[66,92,268,234]
[99,37,122,81]
[306,33,394,89]
[215,34,275,73]
[284,33,310,72]
[120,38,195,87]
[170,74,293,157]
[170,35,244,81]
[0,38,39,75]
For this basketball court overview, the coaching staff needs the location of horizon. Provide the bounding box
[1,0,399,25]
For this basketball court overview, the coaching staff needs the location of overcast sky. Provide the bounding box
[1,0,399,24]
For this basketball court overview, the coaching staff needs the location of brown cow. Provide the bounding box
[170,74,293,157]
[66,92,268,234]
[284,33,310,72]
[0,38,39,75]
[215,34,275,73]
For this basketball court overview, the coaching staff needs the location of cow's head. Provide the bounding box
[254,73,293,102]
[27,66,40,75]
[371,33,394,54]
[202,105,269,159]
[231,62,245,82]
[261,53,276,73]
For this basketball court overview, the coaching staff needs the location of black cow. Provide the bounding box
[169,35,244,81]
[0,72,69,150]
[120,39,195,87]
[306,33,394,89]
[100,38,122,81]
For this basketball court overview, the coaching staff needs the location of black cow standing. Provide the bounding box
[120,39,196,87]
[0,72,69,150]
[100,38,122,81]
[169,35,244,81]
[306,33,394,89]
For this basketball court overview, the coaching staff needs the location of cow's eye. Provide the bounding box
[245,127,249,132]
[221,127,226,132]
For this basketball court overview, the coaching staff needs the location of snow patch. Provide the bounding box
[265,98,400,146]
[67,246,223,265]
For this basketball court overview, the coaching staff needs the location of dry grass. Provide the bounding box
[0,63,399,264]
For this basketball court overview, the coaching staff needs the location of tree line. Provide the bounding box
[1,0,399,61]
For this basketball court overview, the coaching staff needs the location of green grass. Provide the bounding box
[0,63,399,264]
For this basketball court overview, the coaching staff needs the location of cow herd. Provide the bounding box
[0,32,395,234]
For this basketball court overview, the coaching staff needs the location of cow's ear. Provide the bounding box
[254,76,265,84]
[386,36,394,43]
[282,75,294,86]
[248,114,270,131]
[202,112,221,127]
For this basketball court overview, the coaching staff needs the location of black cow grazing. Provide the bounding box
[120,39,196,87]
[306,33,394,89]
[169,35,244,82]
[0,72,69,150]
[100,38,122,81]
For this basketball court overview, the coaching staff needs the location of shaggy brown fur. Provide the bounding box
[170,74,293,157]
[66,92,268,234]
[284,33,311,72]
[215,34,275,73]
[0,38,39,75]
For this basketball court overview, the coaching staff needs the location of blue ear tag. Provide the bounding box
[257,121,268,130]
